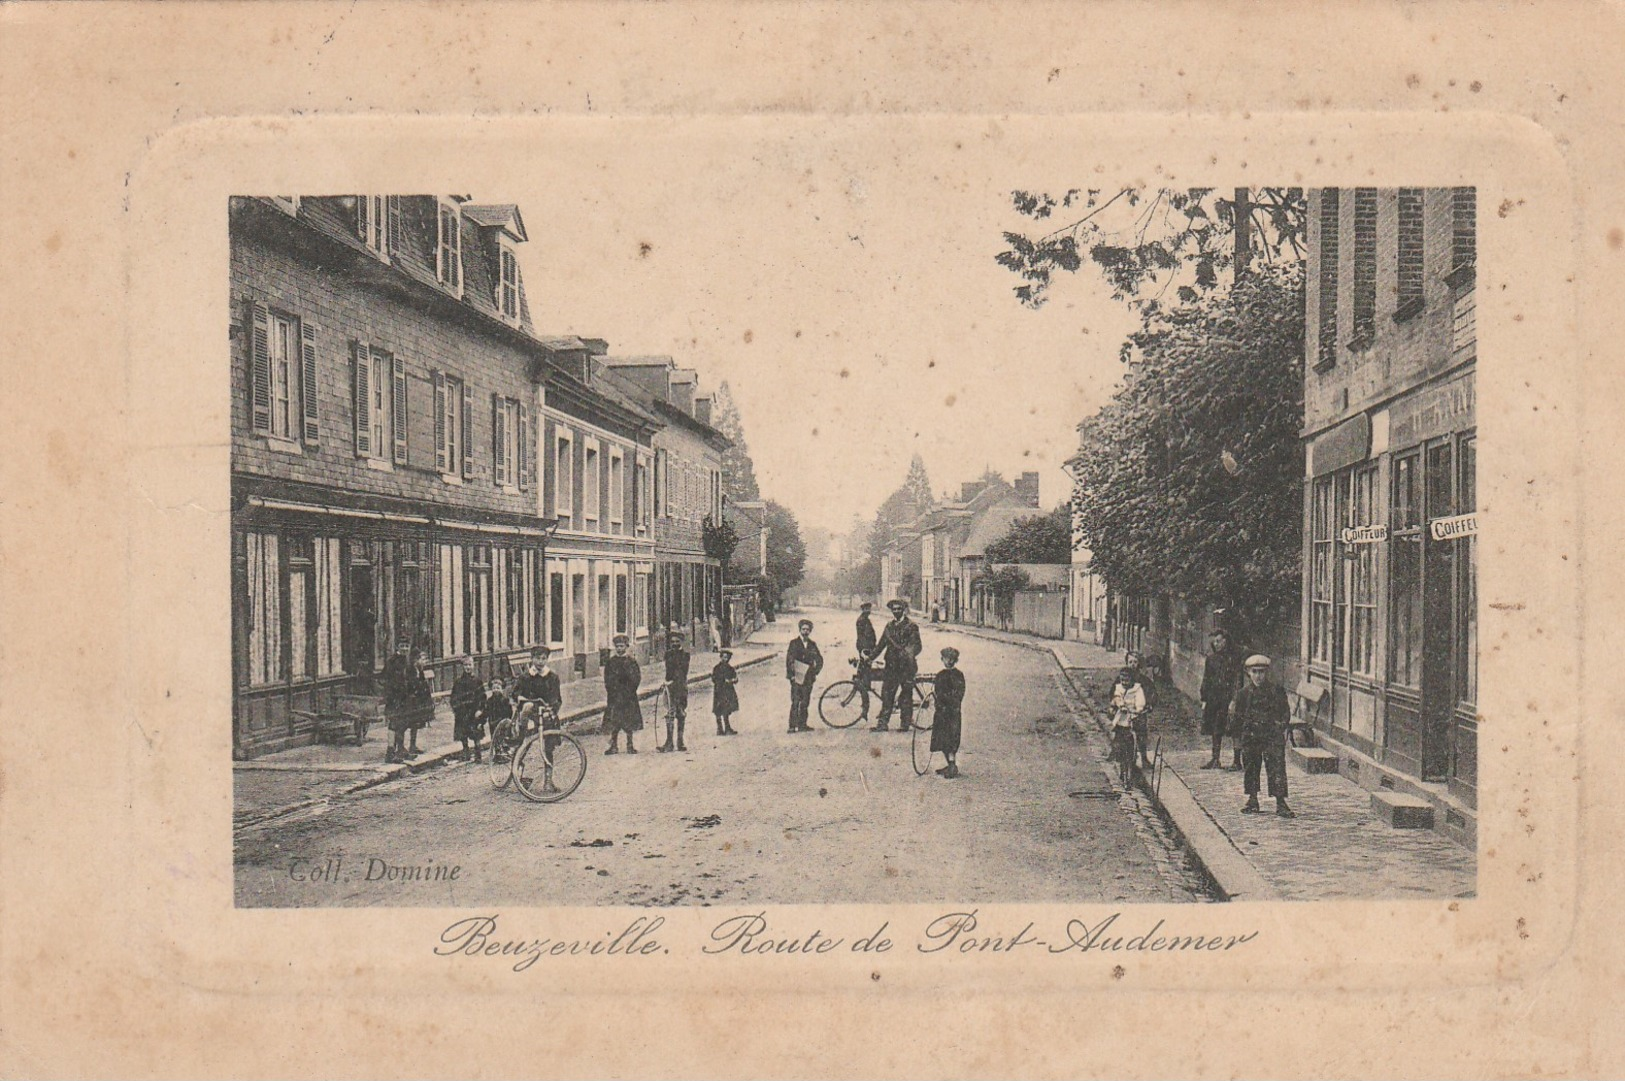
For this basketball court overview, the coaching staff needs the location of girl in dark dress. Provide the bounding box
[602,633,643,755]
[931,647,966,779]
[711,648,740,735]
[450,656,486,762]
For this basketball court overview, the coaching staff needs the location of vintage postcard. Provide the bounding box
[3,3,1622,1078]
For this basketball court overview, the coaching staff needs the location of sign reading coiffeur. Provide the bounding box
[1340,524,1389,544]
[1429,513,1478,541]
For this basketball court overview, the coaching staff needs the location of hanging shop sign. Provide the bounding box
[1340,523,1389,544]
[1429,512,1478,541]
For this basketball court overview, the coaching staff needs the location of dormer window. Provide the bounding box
[356,195,392,261]
[437,199,463,295]
[499,244,521,324]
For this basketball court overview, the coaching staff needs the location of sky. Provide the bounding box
[507,119,1141,536]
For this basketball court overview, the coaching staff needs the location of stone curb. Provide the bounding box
[933,624,1282,903]
[233,649,778,833]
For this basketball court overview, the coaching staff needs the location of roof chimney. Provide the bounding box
[1016,471,1040,507]
[694,396,712,425]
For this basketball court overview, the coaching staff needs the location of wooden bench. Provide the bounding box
[1288,680,1328,748]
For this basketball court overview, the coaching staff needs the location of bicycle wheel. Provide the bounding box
[912,723,934,776]
[515,731,588,803]
[487,719,520,790]
[818,681,867,728]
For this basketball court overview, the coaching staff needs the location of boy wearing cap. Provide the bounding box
[450,656,486,762]
[659,626,691,753]
[1233,654,1296,818]
[786,619,824,732]
[870,599,923,732]
[711,648,740,735]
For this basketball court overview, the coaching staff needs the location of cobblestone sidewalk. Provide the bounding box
[940,623,1477,901]
[234,641,777,830]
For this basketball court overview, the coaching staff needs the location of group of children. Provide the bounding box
[442,628,746,763]
[446,646,564,763]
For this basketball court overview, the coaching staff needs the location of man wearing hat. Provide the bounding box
[869,599,923,732]
[1232,654,1296,818]
[785,618,824,732]
[854,602,878,721]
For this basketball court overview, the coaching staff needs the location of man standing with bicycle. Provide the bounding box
[854,601,878,721]
[870,598,922,732]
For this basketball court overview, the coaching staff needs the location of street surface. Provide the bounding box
[235,608,1207,907]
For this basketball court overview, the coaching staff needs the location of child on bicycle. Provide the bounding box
[1111,665,1148,780]
[513,646,566,793]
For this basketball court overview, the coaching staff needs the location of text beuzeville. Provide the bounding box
[434,910,1257,972]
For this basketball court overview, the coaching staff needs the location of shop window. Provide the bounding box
[1309,476,1334,664]
[1458,434,1478,704]
[288,537,313,680]
[465,544,492,656]
[246,532,281,686]
[1343,464,1378,675]
[1389,451,1423,687]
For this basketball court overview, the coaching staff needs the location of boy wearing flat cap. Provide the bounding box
[1233,654,1295,818]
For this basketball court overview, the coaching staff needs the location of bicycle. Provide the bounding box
[1109,713,1140,787]
[487,703,588,803]
[819,660,934,731]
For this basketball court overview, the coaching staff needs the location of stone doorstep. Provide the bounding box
[1371,790,1437,830]
[1309,727,1476,849]
[1289,746,1340,774]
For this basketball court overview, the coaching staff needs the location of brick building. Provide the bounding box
[533,338,664,673]
[230,195,560,756]
[600,357,729,650]
[1301,187,1478,841]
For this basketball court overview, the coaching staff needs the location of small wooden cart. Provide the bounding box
[292,694,384,747]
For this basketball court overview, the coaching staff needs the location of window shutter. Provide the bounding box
[356,196,369,241]
[492,393,507,487]
[249,300,272,433]
[391,355,408,465]
[352,341,372,457]
[461,382,475,480]
[387,196,402,256]
[299,321,320,445]
[517,402,530,489]
[432,370,447,472]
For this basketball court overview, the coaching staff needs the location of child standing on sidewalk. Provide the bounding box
[711,648,740,736]
[450,657,485,762]
[1110,665,1149,782]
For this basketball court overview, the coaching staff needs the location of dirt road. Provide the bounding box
[235,609,1206,907]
